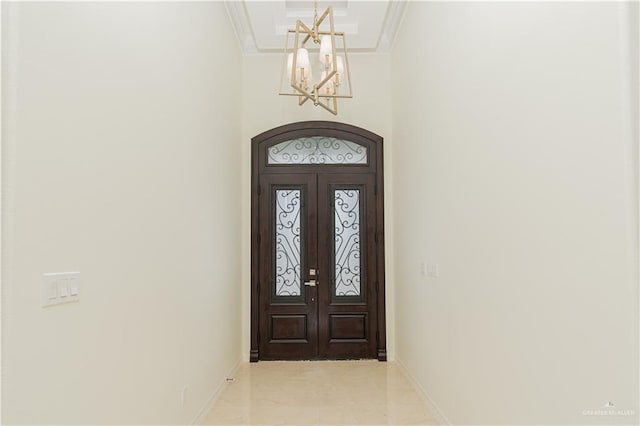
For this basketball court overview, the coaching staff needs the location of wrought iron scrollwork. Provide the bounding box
[268,137,367,165]
[274,190,302,296]
[334,189,361,296]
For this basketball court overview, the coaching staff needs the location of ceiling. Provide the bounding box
[224,1,408,53]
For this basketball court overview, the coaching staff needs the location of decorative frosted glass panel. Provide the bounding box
[268,137,367,164]
[274,190,302,296]
[334,189,361,296]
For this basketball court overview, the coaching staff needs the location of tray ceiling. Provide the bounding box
[224,1,408,53]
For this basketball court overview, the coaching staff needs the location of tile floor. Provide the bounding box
[201,360,438,425]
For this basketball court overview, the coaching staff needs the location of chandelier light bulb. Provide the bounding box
[320,70,336,96]
[296,48,310,70]
[287,53,293,79]
[335,56,344,84]
[319,35,333,65]
[300,50,311,87]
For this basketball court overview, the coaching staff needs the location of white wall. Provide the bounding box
[1,3,242,424]
[239,53,395,361]
[392,2,639,425]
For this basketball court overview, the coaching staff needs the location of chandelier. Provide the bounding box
[279,1,353,115]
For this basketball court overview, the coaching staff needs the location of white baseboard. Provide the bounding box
[190,358,243,425]
[395,358,452,426]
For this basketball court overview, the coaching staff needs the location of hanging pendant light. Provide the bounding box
[279,1,353,115]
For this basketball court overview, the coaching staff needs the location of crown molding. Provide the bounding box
[377,0,408,53]
[225,0,406,54]
[224,0,258,54]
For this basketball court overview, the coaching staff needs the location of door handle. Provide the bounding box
[304,280,317,287]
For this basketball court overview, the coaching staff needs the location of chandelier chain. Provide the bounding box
[313,0,318,27]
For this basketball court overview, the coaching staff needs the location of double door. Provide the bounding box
[257,172,378,359]
[251,122,386,361]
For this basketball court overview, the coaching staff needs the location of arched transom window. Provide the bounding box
[267,136,368,165]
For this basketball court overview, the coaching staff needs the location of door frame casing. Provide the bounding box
[250,121,387,362]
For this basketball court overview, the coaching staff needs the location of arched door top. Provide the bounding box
[252,121,383,174]
[252,121,383,149]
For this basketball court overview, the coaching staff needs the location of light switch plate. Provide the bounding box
[42,272,80,307]
[427,263,440,278]
[420,262,428,278]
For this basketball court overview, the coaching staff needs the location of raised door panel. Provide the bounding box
[317,173,378,359]
[258,174,318,360]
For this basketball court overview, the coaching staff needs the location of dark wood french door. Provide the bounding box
[251,122,386,361]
